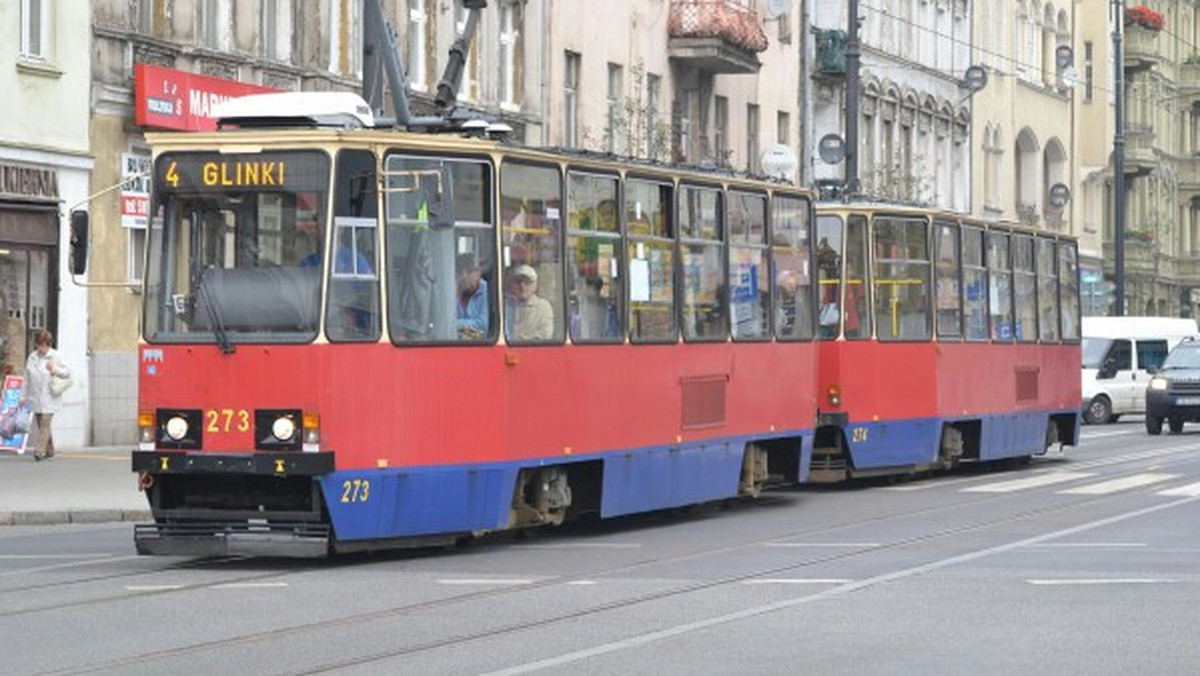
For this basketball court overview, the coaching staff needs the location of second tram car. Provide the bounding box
[113,93,820,556]
[809,203,1081,480]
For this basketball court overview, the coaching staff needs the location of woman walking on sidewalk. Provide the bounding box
[25,330,69,461]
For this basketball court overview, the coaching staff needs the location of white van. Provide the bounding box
[1081,316,1200,424]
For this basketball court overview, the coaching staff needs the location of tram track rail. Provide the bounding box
[24,452,1196,676]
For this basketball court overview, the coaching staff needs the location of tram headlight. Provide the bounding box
[164,415,189,441]
[271,415,297,441]
[826,383,842,407]
[138,410,155,445]
[1148,377,1168,391]
[302,410,321,451]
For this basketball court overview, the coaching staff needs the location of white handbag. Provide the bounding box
[49,373,73,397]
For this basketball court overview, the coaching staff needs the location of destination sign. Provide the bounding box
[155,151,329,192]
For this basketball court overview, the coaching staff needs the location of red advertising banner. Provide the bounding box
[134,63,280,131]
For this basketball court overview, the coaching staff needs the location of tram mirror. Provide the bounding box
[425,168,456,230]
[69,210,89,275]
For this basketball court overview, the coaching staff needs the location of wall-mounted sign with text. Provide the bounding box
[134,63,279,132]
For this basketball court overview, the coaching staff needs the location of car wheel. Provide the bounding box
[1169,418,1184,434]
[1146,415,1164,435]
[1084,396,1112,425]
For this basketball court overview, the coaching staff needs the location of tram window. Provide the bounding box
[1012,235,1037,343]
[1036,238,1060,342]
[815,214,843,340]
[987,231,1014,342]
[326,149,381,342]
[566,171,623,343]
[680,185,726,342]
[773,195,814,340]
[384,154,496,344]
[934,220,962,339]
[873,216,931,341]
[501,161,564,344]
[962,226,988,341]
[627,178,677,342]
[1057,241,1081,340]
[729,191,769,341]
[144,149,329,343]
[844,215,870,339]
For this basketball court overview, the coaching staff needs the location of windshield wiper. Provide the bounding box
[197,267,236,354]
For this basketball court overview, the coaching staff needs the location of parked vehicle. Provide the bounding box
[1145,337,1200,434]
[1081,316,1200,424]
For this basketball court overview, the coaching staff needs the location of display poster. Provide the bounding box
[0,375,32,453]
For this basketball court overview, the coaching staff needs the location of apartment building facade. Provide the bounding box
[0,0,92,448]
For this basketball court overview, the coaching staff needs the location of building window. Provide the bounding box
[1083,41,1093,103]
[564,51,580,147]
[777,110,790,146]
[261,0,293,61]
[199,0,230,50]
[455,1,479,100]
[129,227,147,284]
[646,72,662,158]
[747,104,760,173]
[607,63,623,153]
[331,0,361,76]
[713,96,728,163]
[136,0,155,35]
[499,3,523,106]
[19,0,48,59]
[407,0,428,90]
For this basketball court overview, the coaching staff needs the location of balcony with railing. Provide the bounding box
[1124,25,1163,73]
[668,0,767,74]
[1124,124,1158,176]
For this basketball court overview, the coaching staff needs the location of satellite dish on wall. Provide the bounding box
[765,0,791,19]
[760,144,798,179]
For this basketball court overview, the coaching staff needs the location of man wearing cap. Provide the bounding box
[505,264,554,341]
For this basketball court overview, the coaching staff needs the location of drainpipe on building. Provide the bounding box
[1112,0,1127,316]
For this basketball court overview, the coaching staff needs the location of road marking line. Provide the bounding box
[1027,578,1176,586]
[125,584,185,591]
[962,471,1094,493]
[1158,482,1200,498]
[0,554,117,559]
[741,579,852,585]
[567,580,597,586]
[1079,429,1141,439]
[479,495,1198,676]
[1058,473,1178,495]
[214,582,289,589]
[0,554,142,577]
[764,542,880,548]
[1027,542,1146,548]
[436,579,534,586]
[520,543,643,549]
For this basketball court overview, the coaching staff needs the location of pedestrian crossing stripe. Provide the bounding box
[961,471,1095,493]
[1058,473,1178,495]
[1156,482,1200,498]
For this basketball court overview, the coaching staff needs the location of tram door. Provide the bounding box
[0,247,53,378]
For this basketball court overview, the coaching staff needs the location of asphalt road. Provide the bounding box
[2,421,1197,675]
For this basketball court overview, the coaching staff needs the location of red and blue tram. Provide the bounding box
[116,93,820,557]
[809,203,1082,480]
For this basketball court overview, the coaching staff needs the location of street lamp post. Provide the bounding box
[1112,0,1127,316]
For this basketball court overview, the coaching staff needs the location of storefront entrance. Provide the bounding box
[0,205,58,378]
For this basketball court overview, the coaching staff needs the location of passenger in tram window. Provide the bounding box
[456,253,489,340]
[572,275,619,339]
[505,265,553,341]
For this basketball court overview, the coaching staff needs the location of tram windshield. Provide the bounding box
[143,150,331,345]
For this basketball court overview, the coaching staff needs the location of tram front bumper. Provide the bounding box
[132,451,336,558]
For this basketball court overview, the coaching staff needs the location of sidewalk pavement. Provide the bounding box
[0,446,151,526]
